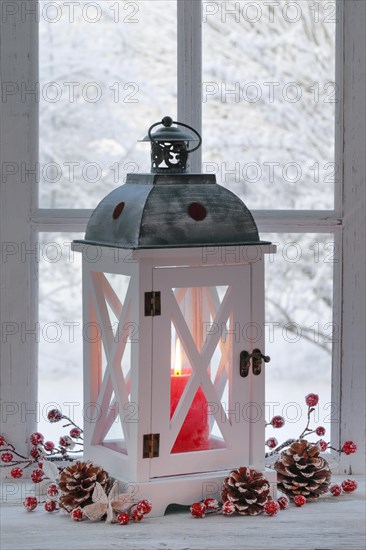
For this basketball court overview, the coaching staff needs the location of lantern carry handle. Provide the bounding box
[148,116,202,154]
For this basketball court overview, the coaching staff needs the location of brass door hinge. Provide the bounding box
[143,433,160,458]
[144,291,161,316]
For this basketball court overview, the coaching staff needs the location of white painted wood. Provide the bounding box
[82,266,102,457]
[31,209,92,231]
[110,468,277,518]
[133,258,154,482]
[88,272,132,445]
[177,0,202,173]
[254,210,342,232]
[74,245,273,512]
[72,243,276,266]
[329,229,343,471]
[249,259,266,471]
[150,265,252,477]
[31,208,342,232]
[338,0,366,475]
[333,0,344,219]
[0,1,38,454]
[80,258,147,482]
[0,476,364,549]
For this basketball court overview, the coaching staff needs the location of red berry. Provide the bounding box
[190,502,206,518]
[71,508,83,521]
[44,441,55,452]
[47,409,63,423]
[47,484,59,498]
[330,484,342,496]
[277,496,289,510]
[318,440,328,451]
[1,451,13,463]
[10,467,23,479]
[30,446,41,460]
[271,415,285,429]
[341,441,357,455]
[0,435,6,447]
[136,499,152,515]
[341,479,358,493]
[222,501,236,515]
[31,469,44,483]
[266,437,278,449]
[294,495,306,507]
[264,500,280,516]
[23,496,38,512]
[131,509,144,522]
[69,427,81,439]
[117,512,130,525]
[316,426,326,436]
[59,435,74,449]
[305,393,319,407]
[29,432,44,446]
[203,497,219,510]
[44,500,57,513]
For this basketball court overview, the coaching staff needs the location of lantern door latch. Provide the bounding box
[239,348,270,377]
[143,433,160,458]
[144,291,161,316]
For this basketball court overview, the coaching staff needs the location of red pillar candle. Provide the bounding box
[170,372,209,453]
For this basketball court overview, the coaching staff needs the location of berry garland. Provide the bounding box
[0,396,359,525]
[189,476,358,519]
[189,392,358,520]
[264,393,358,459]
[0,408,84,477]
[1,407,153,525]
[21,465,153,525]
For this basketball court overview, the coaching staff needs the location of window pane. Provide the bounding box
[264,233,335,443]
[38,233,83,441]
[39,0,177,208]
[202,0,336,209]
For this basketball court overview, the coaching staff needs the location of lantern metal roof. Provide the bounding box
[77,117,270,250]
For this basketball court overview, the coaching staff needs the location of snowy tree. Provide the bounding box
[201,0,336,375]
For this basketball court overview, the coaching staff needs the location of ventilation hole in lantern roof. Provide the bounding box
[188,202,207,221]
[113,202,125,220]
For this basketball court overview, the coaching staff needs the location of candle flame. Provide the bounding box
[174,338,182,376]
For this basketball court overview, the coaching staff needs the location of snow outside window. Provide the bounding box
[38,1,337,450]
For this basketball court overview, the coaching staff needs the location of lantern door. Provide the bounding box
[149,265,252,478]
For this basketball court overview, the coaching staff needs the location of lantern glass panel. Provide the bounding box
[151,266,251,470]
[89,271,133,456]
[169,284,233,454]
[96,272,132,380]
[150,262,252,477]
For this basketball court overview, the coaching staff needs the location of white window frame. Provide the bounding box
[0,0,364,472]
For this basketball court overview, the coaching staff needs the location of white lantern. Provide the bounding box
[72,117,276,516]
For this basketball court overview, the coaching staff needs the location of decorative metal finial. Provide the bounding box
[144,116,202,174]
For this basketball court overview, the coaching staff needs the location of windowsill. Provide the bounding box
[0,476,364,549]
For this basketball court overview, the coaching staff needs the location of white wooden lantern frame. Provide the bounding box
[72,242,276,516]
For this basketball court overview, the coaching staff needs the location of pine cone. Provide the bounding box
[58,461,111,512]
[274,440,331,501]
[221,466,270,516]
